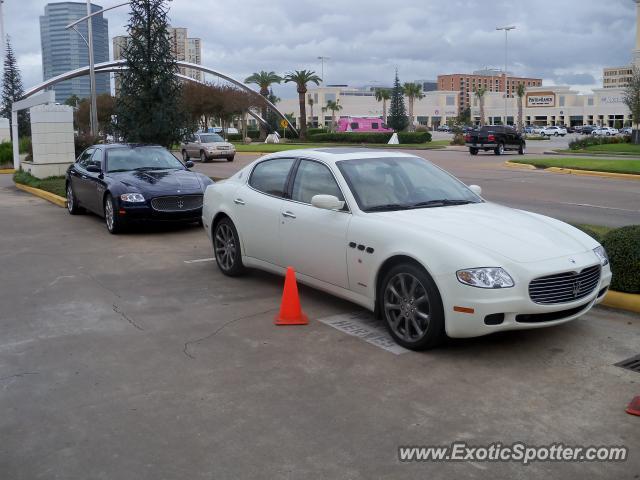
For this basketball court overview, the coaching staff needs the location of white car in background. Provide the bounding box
[531,126,546,135]
[540,126,567,137]
[202,148,612,350]
[592,127,619,136]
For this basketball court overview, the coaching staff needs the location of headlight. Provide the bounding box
[456,267,515,289]
[593,246,609,266]
[120,193,145,203]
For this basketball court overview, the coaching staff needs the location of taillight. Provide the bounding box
[464,134,471,142]
[488,134,495,142]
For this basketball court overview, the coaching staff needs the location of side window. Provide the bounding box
[77,148,95,168]
[90,149,103,170]
[249,158,295,197]
[371,123,379,129]
[350,122,359,130]
[291,160,344,205]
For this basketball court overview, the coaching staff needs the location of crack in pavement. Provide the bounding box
[0,372,39,382]
[113,304,144,331]
[183,307,278,359]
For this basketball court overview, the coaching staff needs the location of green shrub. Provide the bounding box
[602,225,640,293]
[19,136,32,154]
[227,130,261,141]
[450,133,465,146]
[0,142,12,164]
[308,127,327,136]
[74,134,102,157]
[308,131,431,144]
[569,135,631,150]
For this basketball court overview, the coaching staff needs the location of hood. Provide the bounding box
[109,169,205,195]
[373,202,594,263]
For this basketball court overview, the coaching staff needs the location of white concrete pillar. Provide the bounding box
[11,111,19,170]
[24,104,75,178]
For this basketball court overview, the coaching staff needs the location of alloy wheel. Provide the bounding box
[67,185,74,212]
[214,223,236,271]
[383,273,431,342]
[105,198,114,231]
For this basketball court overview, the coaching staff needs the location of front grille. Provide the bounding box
[529,265,601,305]
[151,195,203,212]
[516,303,591,323]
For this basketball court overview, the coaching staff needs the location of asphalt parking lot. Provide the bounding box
[1,171,639,478]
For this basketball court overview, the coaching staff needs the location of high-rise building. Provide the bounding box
[113,26,203,91]
[40,2,110,104]
[437,71,542,110]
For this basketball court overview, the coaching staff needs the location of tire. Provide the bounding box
[227,155,235,162]
[104,194,124,234]
[518,143,526,155]
[379,262,445,351]
[469,148,478,156]
[554,132,559,137]
[200,151,209,163]
[182,150,189,162]
[494,143,505,155]
[66,182,82,215]
[213,217,245,276]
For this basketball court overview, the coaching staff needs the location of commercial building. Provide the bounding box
[113,26,202,85]
[602,0,640,88]
[437,69,542,110]
[39,2,110,104]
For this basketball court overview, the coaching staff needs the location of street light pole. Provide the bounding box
[86,0,98,136]
[496,25,515,126]
[317,56,330,85]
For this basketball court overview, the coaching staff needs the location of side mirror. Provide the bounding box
[311,194,345,211]
[185,160,194,169]
[86,165,101,173]
[469,185,482,196]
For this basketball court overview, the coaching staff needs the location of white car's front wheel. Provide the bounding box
[213,218,245,276]
[380,263,445,350]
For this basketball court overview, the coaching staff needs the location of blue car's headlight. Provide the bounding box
[120,193,145,203]
[593,246,609,266]
[457,267,515,289]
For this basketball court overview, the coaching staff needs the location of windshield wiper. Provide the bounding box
[134,166,168,171]
[408,199,476,209]
[365,203,412,212]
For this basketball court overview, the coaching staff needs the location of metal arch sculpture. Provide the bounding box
[20,59,298,136]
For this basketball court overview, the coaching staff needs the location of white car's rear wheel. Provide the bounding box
[213,218,245,276]
[381,263,445,350]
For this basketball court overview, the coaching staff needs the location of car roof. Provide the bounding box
[259,147,419,164]
[95,143,165,149]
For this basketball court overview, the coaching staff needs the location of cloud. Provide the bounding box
[4,0,637,98]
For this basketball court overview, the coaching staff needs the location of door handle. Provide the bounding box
[282,211,296,219]
[234,198,245,205]
[81,175,88,179]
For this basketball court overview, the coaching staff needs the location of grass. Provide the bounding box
[558,143,640,156]
[574,223,613,238]
[13,170,66,197]
[232,140,447,153]
[511,157,640,175]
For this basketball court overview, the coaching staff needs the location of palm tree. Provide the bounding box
[516,83,526,132]
[374,88,391,124]
[402,82,425,131]
[474,87,487,127]
[284,69,322,140]
[308,96,315,128]
[322,99,342,132]
[245,71,282,138]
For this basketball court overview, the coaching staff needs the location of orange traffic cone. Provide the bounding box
[274,267,308,326]
[626,396,640,416]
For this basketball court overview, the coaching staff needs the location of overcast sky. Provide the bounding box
[4,0,638,98]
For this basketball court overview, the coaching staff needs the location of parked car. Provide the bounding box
[201,148,611,350]
[66,144,213,234]
[620,127,633,135]
[581,125,598,135]
[336,117,393,133]
[573,125,584,134]
[531,125,546,135]
[524,126,536,134]
[592,127,619,136]
[464,125,526,155]
[181,132,236,163]
[565,125,576,134]
[540,126,567,137]
[437,125,451,132]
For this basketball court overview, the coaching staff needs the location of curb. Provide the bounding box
[14,182,67,208]
[504,161,640,180]
[0,168,15,174]
[602,290,640,314]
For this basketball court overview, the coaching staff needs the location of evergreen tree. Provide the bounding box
[116,0,184,146]
[387,70,408,132]
[1,37,29,138]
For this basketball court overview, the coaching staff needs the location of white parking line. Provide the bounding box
[184,257,216,264]
[317,311,410,355]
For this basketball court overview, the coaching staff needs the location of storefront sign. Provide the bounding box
[526,92,556,107]
[600,96,624,105]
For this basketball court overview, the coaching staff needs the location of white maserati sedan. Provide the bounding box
[202,148,612,350]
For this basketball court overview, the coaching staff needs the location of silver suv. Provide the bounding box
[181,133,236,163]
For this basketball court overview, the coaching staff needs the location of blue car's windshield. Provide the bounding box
[337,156,482,212]
[106,147,184,172]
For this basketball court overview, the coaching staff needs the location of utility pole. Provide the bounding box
[86,0,98,137]
[317,56,330,86]
[496,25,515,126]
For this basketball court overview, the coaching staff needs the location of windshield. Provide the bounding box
[337,156,482,212]
[106,147,185,172]
[199,134,225,143]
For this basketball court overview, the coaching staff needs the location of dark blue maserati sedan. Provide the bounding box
[65,144,214,234]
